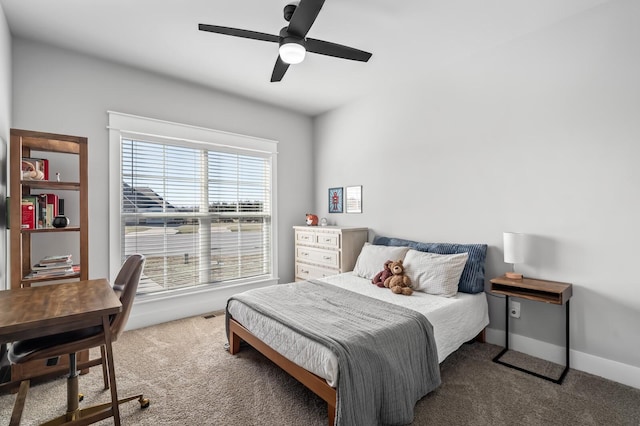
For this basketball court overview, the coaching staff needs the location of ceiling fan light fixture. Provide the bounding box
[279,42,306,64]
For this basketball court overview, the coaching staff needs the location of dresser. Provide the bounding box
[293,225,368,281]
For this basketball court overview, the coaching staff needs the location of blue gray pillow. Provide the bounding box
[372,236,487,294]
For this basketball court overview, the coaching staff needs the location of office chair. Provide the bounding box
[8,254,149,426]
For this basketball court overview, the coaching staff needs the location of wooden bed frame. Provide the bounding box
[228,315,485,426]
[228,317,337,425]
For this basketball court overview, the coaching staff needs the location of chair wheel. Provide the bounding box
[78,393,84,402]
[139,397,150,409]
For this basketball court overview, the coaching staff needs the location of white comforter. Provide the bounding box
[227,272,489,387]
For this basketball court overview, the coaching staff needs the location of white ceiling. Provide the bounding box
[0,0,612,116]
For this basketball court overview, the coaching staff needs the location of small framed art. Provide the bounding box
[328,187,343,213]
[345,185,362,213]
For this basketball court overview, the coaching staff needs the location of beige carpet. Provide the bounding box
[1,314,639,425]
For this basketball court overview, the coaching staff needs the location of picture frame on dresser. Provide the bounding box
[328,187,343,213]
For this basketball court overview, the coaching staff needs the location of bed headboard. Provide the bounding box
[372,235,487,294]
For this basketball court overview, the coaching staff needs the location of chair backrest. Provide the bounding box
[111,254,145,340]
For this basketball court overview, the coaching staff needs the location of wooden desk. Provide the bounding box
[0,279,123,425]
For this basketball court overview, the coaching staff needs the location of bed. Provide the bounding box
[226,236,489,426]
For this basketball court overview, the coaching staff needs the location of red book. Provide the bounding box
[41,159,49,180]
[21,199,36,229]
[45,194,59,227]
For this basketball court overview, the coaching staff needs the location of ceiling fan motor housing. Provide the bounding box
[279,27,305,48]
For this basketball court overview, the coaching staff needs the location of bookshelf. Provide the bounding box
[7,129,90,388]
[9,129,89,289]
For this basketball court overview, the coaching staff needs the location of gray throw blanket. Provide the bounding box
[227,279,441,426]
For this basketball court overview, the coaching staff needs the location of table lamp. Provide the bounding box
[503,232,526,279]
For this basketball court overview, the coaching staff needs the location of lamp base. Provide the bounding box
[505,272,523,280]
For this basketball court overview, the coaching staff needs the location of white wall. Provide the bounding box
[314,0,640,386]
[0,4,11,290]
[10,38,313,322]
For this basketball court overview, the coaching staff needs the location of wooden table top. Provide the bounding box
[0,279,122,343]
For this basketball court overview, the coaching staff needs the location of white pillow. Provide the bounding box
[353,244,410,280]
[403,250,469,297]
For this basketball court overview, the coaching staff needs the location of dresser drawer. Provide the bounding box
[295,230,315,245]
[296,246,340,268]
[314,232,340,249]
[295,263,339,281]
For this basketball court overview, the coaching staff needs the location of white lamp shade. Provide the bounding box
[503,232,526,264]
[279,42,306,64]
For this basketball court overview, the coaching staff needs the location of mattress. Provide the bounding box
[226,272,489,387]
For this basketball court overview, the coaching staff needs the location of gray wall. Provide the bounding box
[10,37,312,301]
[314,0,640,379]
[0,5,10,290]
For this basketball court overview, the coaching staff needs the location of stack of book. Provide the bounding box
[21,194,60,229]
[27,254,75,279]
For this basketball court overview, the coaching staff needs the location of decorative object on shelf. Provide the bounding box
[55,172,61,182]
[345,185,363,214]
[52,199,70,228]
[320,217,328,226]
[21,157,48,180]
[328,187,343,213]
[305,213,319,226]
[503,232,527,279]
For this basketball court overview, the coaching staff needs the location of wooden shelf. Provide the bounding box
[20,227,81,234]
[490,276,572,305]
[8,128,90,385]
[20,180,81,191]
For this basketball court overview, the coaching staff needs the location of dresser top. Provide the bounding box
[293,225,368,232]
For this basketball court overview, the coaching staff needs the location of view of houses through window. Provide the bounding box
[120,138,273,295]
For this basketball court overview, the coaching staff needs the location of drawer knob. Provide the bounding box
[323,256,331,260]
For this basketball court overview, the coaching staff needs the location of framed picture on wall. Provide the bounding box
[328,187,343,213]
[345,185,362,213]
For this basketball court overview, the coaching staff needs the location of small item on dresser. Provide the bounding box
[320,217,328,226]
[305,213,319,226]
[372,260,393,288]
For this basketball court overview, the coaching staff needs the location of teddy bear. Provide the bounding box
[372,260,393,288]
[383,259,413,296]
[305,213,319,226]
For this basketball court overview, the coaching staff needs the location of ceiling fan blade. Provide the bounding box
[287,0,326,37]
[306,38,372,62]
[271,56,290,82]
[198,24,279,43]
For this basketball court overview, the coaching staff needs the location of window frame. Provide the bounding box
[108,111,279,298]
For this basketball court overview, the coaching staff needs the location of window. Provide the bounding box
[108,112,278,295]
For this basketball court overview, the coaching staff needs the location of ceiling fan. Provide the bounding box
[199,0,372,82]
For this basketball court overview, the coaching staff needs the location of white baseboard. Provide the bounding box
[486,327,640,390]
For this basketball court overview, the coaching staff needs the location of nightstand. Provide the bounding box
[490,275,573,384]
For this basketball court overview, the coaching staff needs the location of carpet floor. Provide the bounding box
[1,314,639,425]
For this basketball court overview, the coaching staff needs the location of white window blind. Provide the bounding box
[109,112,277,295]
